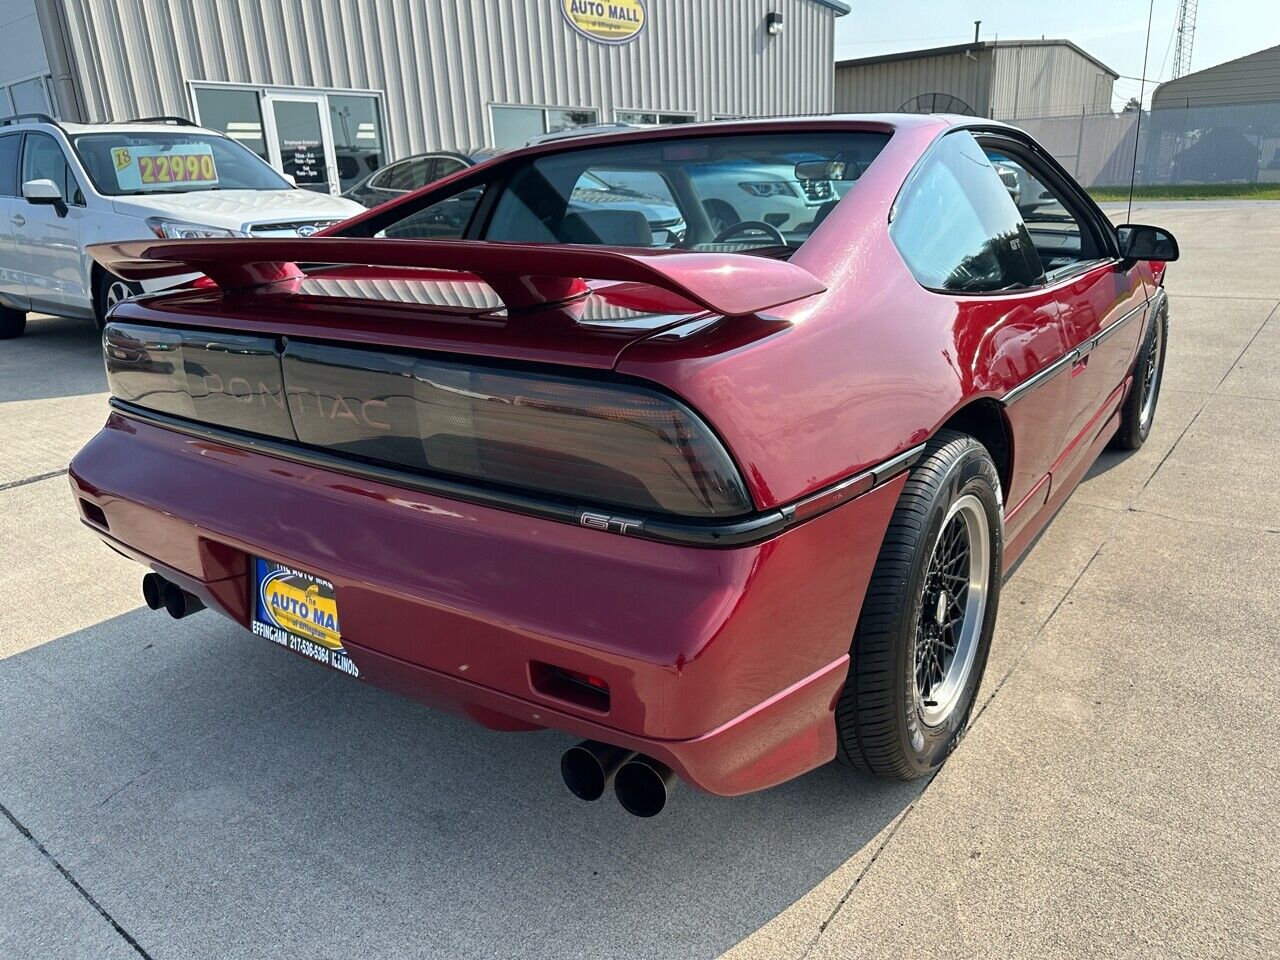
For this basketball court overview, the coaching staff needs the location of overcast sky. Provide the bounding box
[833,0,1280,111]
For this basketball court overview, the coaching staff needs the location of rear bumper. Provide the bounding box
[69,412,904,795]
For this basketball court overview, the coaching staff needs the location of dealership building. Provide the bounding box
[1,0,848,194]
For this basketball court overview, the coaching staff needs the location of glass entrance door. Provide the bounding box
[262,94,338,194]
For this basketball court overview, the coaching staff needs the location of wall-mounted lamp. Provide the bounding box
[766,12,784,36]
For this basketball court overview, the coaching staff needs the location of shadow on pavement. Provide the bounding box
[0,315,107,404]
[0,607,919,960]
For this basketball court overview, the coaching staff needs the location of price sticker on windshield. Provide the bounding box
[111,143,219,191]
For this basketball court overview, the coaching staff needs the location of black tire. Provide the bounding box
[94,271,141,330]
[0,305,26,339]
[836,430,1004,780]
[1110,296,1168,452]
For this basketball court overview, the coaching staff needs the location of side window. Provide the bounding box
[0,134,19,197]
[381,157,439,192]
[434,158,467,179]
[21,133,83,205]
[376,184,484,240]
[372,160,409,191]
[890,131,1044,293]
[984,149,1100,276]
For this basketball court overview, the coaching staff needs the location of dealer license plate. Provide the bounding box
[251,558,359,678]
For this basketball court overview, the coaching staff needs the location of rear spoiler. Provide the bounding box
[87,237,826,316]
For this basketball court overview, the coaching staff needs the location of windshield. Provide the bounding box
[479,132,889,254]
[72,131,292,196]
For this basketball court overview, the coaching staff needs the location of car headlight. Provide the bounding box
[737,181,797,198]
[145,217,246,240]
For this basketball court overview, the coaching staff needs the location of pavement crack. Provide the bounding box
[1139,297,1277,498]
[799,796,929,959]
[0,798,154,960]
[0,468,68,492]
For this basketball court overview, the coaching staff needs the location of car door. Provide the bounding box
[15,132,89,315]
[0,132,26,309]
[981,143,1147,479]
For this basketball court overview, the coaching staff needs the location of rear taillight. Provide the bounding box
[104,323,752,520]
[284,341,752,518]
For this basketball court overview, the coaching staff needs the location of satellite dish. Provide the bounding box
[898,93,977,116]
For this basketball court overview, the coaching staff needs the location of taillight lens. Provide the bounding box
[284,342,752,518]
[104,323,752,520]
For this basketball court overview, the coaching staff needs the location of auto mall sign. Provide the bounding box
[561,0,646,45]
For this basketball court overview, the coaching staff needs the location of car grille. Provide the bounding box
[247,219,344,237]
[799,179,834,202]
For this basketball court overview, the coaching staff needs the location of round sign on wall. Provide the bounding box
[561,0,646,45]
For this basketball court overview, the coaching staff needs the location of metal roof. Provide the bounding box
[807,0,851,14]
[836,39,1118,79]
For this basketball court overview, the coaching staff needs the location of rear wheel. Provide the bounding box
[0,305,26,339]
[1110,297,1168,451]
[835,430,1003,779]
[94,271,141,330]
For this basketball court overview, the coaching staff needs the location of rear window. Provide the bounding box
[372,131,889,254]
[72,131,291,196]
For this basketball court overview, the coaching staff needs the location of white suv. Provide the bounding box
[0,114,364,338]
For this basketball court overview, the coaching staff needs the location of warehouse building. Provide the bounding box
[1146,44,1280,184]
[834,39,1117,120]
[1,0,848,195]
[1151,43,1280,109]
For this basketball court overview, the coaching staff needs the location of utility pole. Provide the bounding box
[1172,0,1198,79]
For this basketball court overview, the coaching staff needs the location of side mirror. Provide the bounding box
[1117,223,1179,262]
[282,172,297,186]
[23,178,65,211]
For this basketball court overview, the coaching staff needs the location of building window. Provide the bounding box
[614,110,695,126]
[192,87,269,161]
[490,105,599,149]
[328,94,385,191]
[191,83,386,196]
[1,76,54,117]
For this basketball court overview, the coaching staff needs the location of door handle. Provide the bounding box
[10,213,25,227]
[1071,355,1089,377]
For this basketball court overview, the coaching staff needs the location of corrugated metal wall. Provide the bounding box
[1152,44,1280,108]
[833,48,993,115]
[989,43,1114,119]
[47,0,836,156]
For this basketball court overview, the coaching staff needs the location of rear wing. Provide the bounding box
[87,238,826,316]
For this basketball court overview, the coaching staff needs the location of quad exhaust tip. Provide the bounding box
[560,741,677,817]
[141,572,165,611]
[561,741,635,802]
[143,573,205,619]
[614,755,676,818]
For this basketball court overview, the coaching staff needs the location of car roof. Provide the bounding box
[0,115,226,138]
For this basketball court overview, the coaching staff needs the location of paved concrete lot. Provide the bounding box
[1,202,1277,959]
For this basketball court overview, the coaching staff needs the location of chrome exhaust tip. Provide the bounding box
[614,755,676,818]
[161,581,205,619]
[142,572,166,611]
[561,741,636,802]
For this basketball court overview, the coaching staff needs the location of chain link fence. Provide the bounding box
[1005,99,1280,188]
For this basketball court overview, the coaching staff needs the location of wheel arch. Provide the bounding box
[934,398,1014,504]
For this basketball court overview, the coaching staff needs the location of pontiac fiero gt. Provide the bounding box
[71,115,1176,816]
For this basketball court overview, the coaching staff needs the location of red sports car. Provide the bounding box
[72,116,1176,816]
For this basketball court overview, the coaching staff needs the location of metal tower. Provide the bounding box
[1172,0,1198,79]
